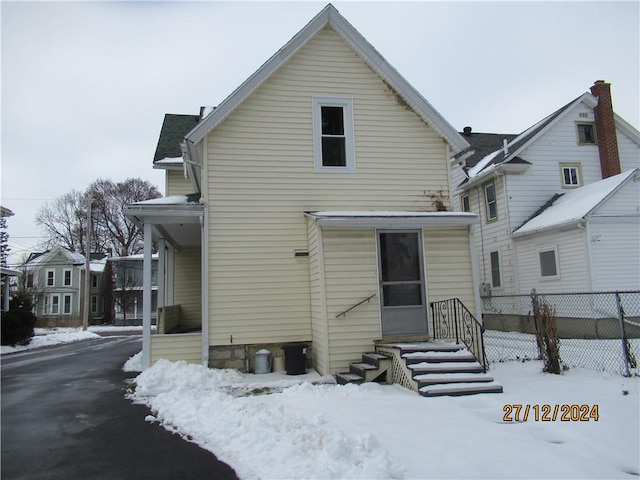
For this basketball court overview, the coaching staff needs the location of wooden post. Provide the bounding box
[83,197,91,331]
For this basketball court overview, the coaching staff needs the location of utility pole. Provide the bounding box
[83,197,91,331]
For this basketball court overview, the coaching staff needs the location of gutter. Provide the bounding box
[512,219,585,238]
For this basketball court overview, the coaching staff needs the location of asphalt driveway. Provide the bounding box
[1,335,238,480]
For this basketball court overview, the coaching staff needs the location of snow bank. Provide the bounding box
[129,359,639,479]
[1,328,100,354]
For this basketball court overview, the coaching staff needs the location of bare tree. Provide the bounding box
[35,178,161,256]
[0,215,9,267]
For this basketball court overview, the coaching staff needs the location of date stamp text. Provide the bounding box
[503,404,599,422]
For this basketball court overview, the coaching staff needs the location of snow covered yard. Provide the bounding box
[0,326,142,354]
[126,357,639,480]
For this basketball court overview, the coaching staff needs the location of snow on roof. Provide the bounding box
[155,157,183,164]
[514,169,638,236]
[135,195,198,206]
[108,253,159,262]
[90,258,107,273]
[311,211,475,218]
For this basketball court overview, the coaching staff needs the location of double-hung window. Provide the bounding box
[484,182,498,222]
[490,251,502,288]
[46,269,55,287]
[51,294,60,315]
[312,97,355,173]
[91,274,98,289]
[461,195,470,213]
[63,294,72,315]
[63,269,72,286]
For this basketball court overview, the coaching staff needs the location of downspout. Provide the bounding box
[469,224,483,324]
[581,221,594,290]
[476,185,487,284]
[501,172,516,293]
[200,134,209,367]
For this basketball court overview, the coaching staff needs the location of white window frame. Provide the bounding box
[91,295,99,314]
[312,96,356,173]
[46,269,55,287]
[538,247,560,280]
[91,274,98,289]
[489,250,502,289]
[51,294,60,315]
[484,182,498,222]
[63,269,72,286]
[461,194,470,213]
[63,294,72,315]
[560,163,583,188]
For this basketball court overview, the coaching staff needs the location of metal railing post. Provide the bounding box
[614,291,631,377]
[453,299,460,344]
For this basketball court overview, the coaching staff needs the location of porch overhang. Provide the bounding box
[305,211,479,229]
[123,195,204,250]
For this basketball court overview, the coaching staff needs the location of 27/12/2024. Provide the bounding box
[503,404,599,422]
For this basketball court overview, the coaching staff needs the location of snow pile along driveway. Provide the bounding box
[128,359,640,479]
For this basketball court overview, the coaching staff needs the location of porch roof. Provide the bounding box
[124,194,203,249]
[305,211,478,228]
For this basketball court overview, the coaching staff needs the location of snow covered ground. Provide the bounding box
[0,326,142,355]
[126,356,640,480]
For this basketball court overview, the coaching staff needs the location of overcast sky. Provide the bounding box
[2,1,638,265]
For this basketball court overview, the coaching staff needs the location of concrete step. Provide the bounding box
[402,349,476,365]
[408,361,485,375]
[362,352,391,368]
[419,381,503,397]
[335,372,364,385]
[414,372,496,387]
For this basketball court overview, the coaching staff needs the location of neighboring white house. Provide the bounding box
[452,81,640,296]
[125,4,484,376]
[108,254,158,326]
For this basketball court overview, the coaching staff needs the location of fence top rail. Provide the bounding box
[487,291,640,299]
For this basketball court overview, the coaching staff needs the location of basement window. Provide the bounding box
[577,122,596,145]
[313,97,355,173]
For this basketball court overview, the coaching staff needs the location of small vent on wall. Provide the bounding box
[579,113,588,118]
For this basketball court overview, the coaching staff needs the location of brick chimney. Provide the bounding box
[590,80,621,178]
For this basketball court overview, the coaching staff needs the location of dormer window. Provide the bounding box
[313,97,355,173]
[577,122,596,144]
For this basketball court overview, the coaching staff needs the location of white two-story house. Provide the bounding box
[452,81,640,297]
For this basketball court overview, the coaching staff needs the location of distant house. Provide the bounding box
[1,206,18,312]
[107,254,158,326]
[21,246,108,327]
[452,81,640,296]
[125,5,485,381]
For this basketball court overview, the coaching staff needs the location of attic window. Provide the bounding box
[560,163,582,188]
[313,97,355,173]
[577,122,596,144]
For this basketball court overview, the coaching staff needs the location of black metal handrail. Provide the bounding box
[430,298,488,370]
[336,293,377,319]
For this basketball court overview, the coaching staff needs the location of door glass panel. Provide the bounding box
[383,284,422,306]
[380,233,420,282]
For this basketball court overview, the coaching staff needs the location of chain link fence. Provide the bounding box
[481,291,640,376]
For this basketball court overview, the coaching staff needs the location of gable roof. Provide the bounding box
[464,91,640,185]
[23,246,107,269]
[512,168,639,236]
[184,4,468,159]
[153,113,200,168]
[458,131,518,168]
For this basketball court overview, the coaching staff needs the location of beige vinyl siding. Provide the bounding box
[173,246,201,327]
[166,170,194,196]
[151,333,202,364]
[206,27,449,347]
[423,228,477,315]
[307,218,329,375]
[322,228,379,374]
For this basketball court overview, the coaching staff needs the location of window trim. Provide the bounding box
[461,194,470,213]
[538,247,560,280]
[484,182,498,222]
[63,294,72,315]
[559,162,583,189]
[91,274,98,289]
[46,269,55,287]
[312,96,356,173]
[26,273,34,288]
[51,294,60,315]
[576,122,597,145]
[63,269,72,287]
[489,250,502,289]
[91,295,99,314]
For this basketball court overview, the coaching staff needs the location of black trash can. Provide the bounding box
[282,343,307,375]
